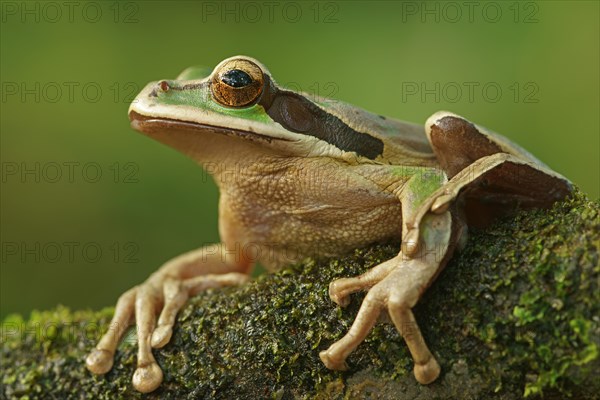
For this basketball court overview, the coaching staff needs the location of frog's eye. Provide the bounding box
[211,58,264,107]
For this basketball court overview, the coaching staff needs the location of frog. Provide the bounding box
[85,56,572,393]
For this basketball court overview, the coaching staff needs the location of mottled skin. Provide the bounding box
[220,159,405,267]
[85,56,571,393]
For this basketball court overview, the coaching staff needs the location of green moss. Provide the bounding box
[2,189,598,399]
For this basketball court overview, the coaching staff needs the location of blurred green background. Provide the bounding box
[1,1,598,320]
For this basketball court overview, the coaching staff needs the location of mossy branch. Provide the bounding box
[2,190,598,399]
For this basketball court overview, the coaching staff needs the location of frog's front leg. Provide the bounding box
[320,170,460,384]
[85,243,251,393]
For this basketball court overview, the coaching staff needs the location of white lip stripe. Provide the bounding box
[130,81,300,142]
[129,81,355,161]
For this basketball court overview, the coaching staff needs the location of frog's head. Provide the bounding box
[129,56,394,164]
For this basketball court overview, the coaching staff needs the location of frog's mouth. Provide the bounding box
[129,110,292,144]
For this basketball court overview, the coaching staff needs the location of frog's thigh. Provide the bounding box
[320,211,451,384]
[422,111,571,211]
[425,111,526,178]
[408,153,571,233]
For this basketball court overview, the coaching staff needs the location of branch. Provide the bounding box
[2,190,598,399]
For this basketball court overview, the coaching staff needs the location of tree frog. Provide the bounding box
[86,56,572,393]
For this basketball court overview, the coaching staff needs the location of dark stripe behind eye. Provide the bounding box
[264,91,384,159]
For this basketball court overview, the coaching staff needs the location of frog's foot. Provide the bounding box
[320,254,442,384]
[86,268,248,393]
[320,212,452,385]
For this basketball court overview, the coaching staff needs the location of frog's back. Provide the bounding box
[374,115,438,166]
[312,97,437,167]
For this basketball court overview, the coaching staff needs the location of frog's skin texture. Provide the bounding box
[85,56,572,393]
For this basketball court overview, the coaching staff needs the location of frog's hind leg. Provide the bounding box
[413,112,572,228]
[425,111,548,178]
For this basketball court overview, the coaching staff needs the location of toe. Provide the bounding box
[403,229,420,256]
[133,362,163,393]
[151,278,186,349]
[86,348,114,374]
[151,325,173,348]
[329,280,350,307]
[414,357,440,384]
[319,350,348,371]
[431,195,452,213]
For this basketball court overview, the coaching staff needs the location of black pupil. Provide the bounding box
[221,69,253,88]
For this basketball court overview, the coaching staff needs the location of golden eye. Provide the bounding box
[211,58,264,107]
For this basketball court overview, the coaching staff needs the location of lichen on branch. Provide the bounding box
[2,190,598,399]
